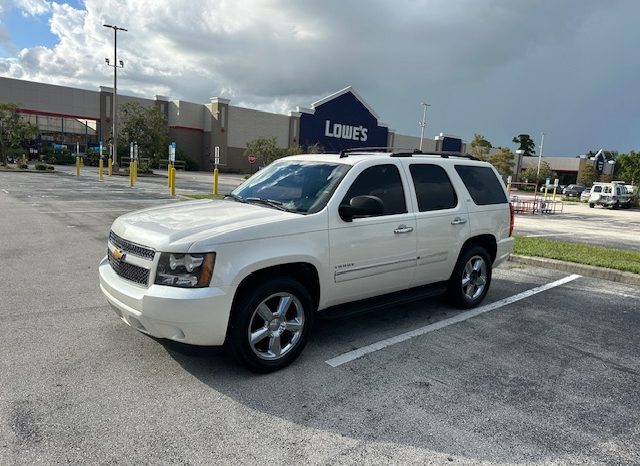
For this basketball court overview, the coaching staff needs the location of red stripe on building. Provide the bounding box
[170,125,204,133]
[18,108,99,121]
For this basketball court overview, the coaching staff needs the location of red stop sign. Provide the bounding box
[248,154,256,164]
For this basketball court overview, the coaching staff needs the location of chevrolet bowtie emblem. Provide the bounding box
[113,248,126,261]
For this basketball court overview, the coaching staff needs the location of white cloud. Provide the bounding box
[0,0,639,154]
[14,0,51,16]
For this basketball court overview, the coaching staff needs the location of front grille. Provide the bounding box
[109,231,155,260]
[108,250,150,285]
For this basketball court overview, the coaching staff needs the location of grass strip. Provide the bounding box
[514,236,640,274]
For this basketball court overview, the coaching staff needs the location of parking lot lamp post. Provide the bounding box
[103,24,127,167]
[536,132,545,177]
[418,102,430,151]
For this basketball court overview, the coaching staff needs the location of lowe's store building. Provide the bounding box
[0,76,463,172]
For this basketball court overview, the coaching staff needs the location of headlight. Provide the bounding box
[155,252,215,288]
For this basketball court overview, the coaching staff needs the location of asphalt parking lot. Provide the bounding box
[1,170,639,465]
[512,198,640,252]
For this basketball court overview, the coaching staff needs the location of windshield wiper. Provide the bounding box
[224,193,247,203]
[244,197,292,212]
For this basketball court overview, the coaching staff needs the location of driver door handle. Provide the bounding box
[451,217,467,225]
[394,224,414,234]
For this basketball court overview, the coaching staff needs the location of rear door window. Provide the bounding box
[454,165,507,205]
[409,164,458,211]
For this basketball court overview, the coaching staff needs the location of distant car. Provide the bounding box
[589,182,632,209]
[563,184,587,197]
[580,188,591,202]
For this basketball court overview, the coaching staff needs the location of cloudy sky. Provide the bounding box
[0,0,638,155]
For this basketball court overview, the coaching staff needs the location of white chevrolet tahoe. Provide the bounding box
[99,150,514,372]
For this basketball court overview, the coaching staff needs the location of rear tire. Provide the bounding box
[227,277,314,373]
[448,246,492,309]
[589,203,595,208]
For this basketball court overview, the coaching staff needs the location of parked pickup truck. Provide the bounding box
[99,149,514,372]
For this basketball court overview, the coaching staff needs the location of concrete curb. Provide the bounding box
[509,254,640,287]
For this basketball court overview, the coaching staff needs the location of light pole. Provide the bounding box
[418,102,430,151]
[103,23,127,167]
[536,132,545,177]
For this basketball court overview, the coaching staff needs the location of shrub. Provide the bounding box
[47,165,55,171]
[137,162,153,174]
[44,151,76,165]
[35,163,49,170]
[18,163,29,169]
[85,151,101,166]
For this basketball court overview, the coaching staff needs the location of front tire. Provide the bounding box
[448,246,492,309]
[589,203,595,208]
[227,277,314,373]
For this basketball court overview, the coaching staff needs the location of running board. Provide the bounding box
[318,282,448,320]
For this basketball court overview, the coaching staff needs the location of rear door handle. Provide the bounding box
[451,217,467,225]
[394,224,414,234]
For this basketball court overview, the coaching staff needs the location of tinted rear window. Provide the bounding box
[454,165,507,205]
[409,164,457,211]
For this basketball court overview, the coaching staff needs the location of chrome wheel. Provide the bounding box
[248,292,305,361]
[461,255,487,301]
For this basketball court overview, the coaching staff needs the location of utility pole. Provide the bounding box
[418,102,430,151]
[103,24,127,168]
[536,132,545,177]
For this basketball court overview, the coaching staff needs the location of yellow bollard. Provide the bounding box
[213,167,219,195]
[108,157,112,176]
[76,156,80,176]
[167,162,172,187]
[552,187,557,202]
[129,161,134,187]
[132,160,136,185]
[99,158,104,181]
[171,166,176,196]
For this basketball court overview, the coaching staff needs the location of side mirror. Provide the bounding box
[339,195,384,222]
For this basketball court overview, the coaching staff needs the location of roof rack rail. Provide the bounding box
[337,147,480,161]
[339,147,394,158]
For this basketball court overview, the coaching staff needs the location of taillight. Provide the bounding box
[509,203,515,237]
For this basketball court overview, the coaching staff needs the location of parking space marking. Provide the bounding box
[325,274,582,368]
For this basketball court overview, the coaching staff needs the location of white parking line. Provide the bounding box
[325,274,581,368]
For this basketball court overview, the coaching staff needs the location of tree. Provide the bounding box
[521,161,555,186]
[470,133,492,161]
[245,136,283,166]
[512,134,535,156]
[489,147,515,179]
[577,163,596,187]
[614,151,640,185]
[118,102,169,164]
[0,103,38,166]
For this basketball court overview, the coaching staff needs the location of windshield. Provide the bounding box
[229,160,351,214]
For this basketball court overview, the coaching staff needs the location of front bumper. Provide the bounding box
[99,256,236,346]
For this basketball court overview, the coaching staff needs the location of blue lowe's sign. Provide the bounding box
[593,150,606,174]
[298,87,388,152]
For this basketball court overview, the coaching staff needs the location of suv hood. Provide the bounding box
[111,199,312,251]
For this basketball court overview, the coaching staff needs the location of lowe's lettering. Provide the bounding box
[324,120,368,142]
